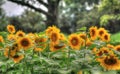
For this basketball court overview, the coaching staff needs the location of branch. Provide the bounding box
[36,0,48,7]
[8,0,51,17]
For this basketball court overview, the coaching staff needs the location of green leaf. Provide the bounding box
[77,27,87,31]
[0,42,4,47]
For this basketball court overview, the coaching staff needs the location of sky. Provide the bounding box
[2,1,25,16]
[1,1,47,17]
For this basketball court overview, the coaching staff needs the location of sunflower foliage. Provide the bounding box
[0,25,120,74]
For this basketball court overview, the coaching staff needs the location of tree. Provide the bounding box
[9,9,45,33]
[59,0,100,33]
[99,0,120,33]
[0,0,8,31]
[8,0,61,27]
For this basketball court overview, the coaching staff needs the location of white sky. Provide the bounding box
[1,1,47,16]
[2,1,25,16]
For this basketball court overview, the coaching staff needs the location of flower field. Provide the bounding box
[0,25,120,74]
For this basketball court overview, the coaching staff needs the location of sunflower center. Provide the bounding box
[91,29,95,36]
[103,50,108,54]
[9,27,13,31]
[116,48,120,52]
[13,55,19,58]
[99,31,104,36]
[21,39,29,47]
[71,38,78,46]
[104,57,117,65]
[54,45,64,50]
[39,38,45,42]
[98,51,103,56]
[18,33,24,37]
[51,33,57,42]
[104,35,108,40]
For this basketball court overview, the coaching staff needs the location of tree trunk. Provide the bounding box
[46,0,59,27]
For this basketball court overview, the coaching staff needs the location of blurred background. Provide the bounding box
[0,0,120,34]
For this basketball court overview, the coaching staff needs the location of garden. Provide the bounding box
[0,0,120,74]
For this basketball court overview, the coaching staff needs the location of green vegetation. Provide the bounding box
[111,32,120,45]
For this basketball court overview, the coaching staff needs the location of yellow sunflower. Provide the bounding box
[96,47,111,56]
[77,70,82,74]
[107,44,114,49]
[17,37,33,50]
[50,43,66,52]
[7,34,17,41]
[89,26,98,40]
[92,47,98,54]
[26,33,35,40]
[114,45,120,52]
[81,38,85,46]
[4,47,16,58]
[7,25,16,34]
[49,31,60,45]
[86,38,93,46]
[69,34,81,50]
[16,30,25,37]
[12,55,24,63]
[98,28,107,38]
[101,33,110,42]
[97,55,120,70]
[34,47,43,52]
[12,43,20,51]
[35,36,47,49]
[79,33,86,40]
[0,36,4,43]
[46,25,60,36]
[59,33,66,41]
[35,37,47,44]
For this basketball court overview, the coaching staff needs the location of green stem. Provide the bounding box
[23,53,27,74]
[31,49,35,74]
[67,47,71,70]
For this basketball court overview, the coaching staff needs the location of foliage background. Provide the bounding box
[0,0,119,34]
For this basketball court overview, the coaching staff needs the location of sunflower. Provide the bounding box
[86,38,93,46]
[107,44,114,49]
[17,37,33,50]
[46,25,60,36]
[96,47,112,56]
[89,26,98,40]
[7,25,16,34]
[114,45,120,52]
[35,37,47,49]
[81,38,85,46]
[77,70,82,74]
[12,55,24,63]
[79,33,86,40]
[26,33,35,40]
[12,43,20,51]
[0,36,4,43]
[4,47,16,58]
[35,37,47,44]
[69,34,81,50]
[92,47,98,54]
[34,47,43,52]
[101,33,110,42]
[98,28,107,38]
[97,55,120,70]
[49,31,60,45]
[50,43,66,52]
[59,33,66,41]
[7,34,17,41]
[16,30,25,37]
